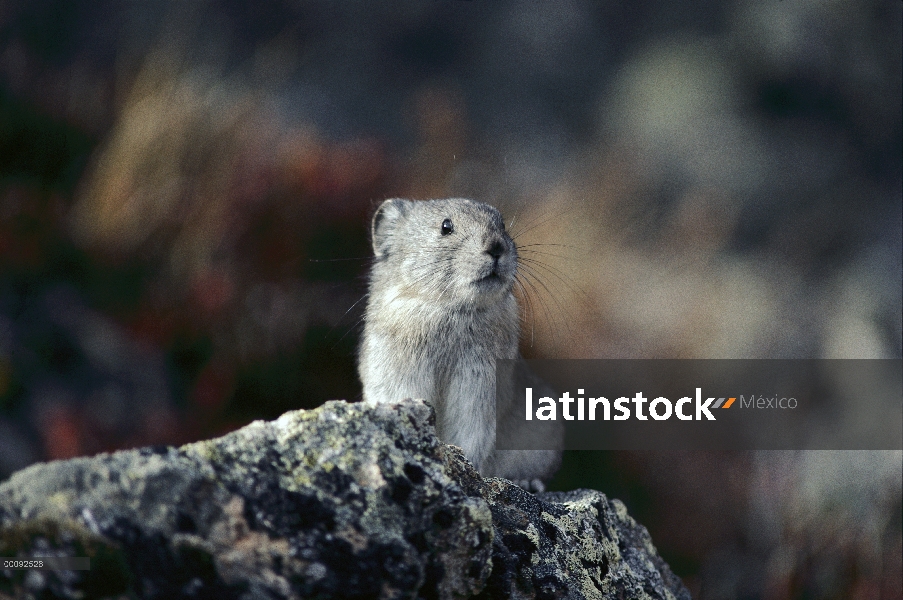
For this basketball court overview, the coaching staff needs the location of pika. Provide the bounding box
[358,198,562,491]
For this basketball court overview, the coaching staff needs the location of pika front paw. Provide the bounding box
[513,478,546,494]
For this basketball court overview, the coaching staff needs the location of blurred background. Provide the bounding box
[0,1,900,598]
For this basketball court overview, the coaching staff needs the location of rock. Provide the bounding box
[477,484,689,600]
[0,399,690,600]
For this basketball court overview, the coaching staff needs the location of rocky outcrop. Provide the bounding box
[0,399,690,600]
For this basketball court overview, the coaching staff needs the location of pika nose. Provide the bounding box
[486,240,505,259]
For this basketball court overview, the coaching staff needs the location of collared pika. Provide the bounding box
[358,198,561,491]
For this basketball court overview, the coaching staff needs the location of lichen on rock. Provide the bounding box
[0,399,689,600]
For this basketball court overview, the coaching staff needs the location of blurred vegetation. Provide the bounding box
[0,1,900,598]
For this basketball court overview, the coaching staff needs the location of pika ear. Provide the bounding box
[371,198,409,258]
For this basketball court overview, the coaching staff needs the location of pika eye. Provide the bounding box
[441,218,454,235]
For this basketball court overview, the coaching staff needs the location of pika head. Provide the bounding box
[369,198,517,309]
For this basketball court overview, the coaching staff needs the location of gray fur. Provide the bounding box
[359,198,561,490]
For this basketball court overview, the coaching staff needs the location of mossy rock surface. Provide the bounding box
[0,399,689,600]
